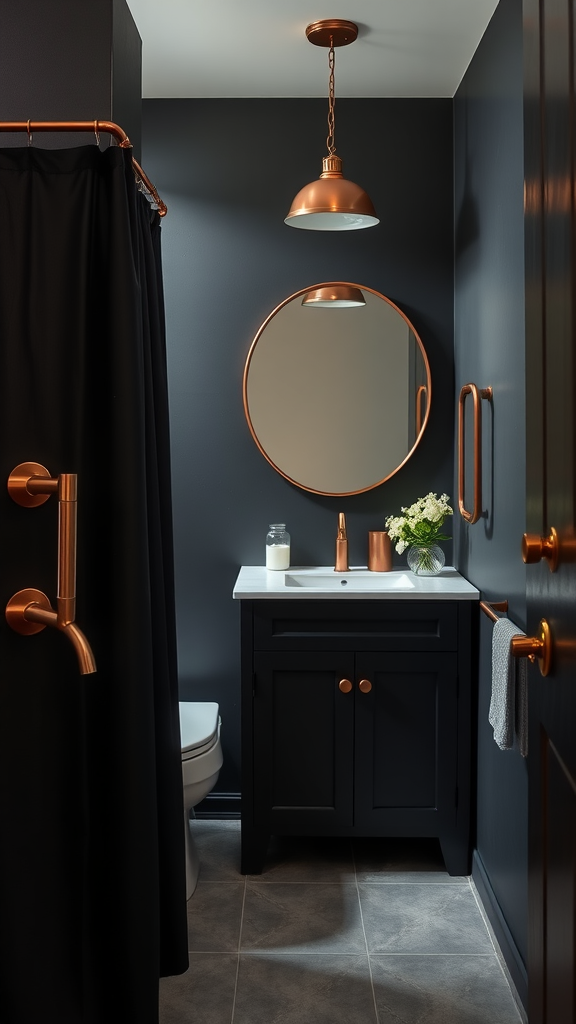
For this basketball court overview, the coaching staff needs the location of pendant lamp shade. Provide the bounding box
[285,157,378,231]
[302,284,365,307]
[285,20,378,232]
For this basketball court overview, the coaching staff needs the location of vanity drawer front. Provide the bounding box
[252,600,458,652]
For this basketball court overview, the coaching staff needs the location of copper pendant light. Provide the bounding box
[285,20,379,231]
[302,285,366,307]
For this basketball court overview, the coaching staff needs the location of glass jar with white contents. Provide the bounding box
[265,523,290,570]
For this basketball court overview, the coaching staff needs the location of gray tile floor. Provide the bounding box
[159,821,524,1024]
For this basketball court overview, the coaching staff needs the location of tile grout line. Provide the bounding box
[188,949,501,957]
[353,842,380,1024]
[229,873,247,1024]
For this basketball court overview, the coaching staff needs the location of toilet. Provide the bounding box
[179,701,223,899]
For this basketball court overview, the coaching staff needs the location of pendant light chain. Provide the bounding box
[326,40,336,156]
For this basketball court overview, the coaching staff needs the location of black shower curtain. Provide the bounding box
[0,145,188,1022]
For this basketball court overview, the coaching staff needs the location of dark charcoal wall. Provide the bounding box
[454,0,527,1003]
[142,98,454,797]
[1,0,141,158]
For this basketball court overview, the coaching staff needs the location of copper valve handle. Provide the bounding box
[522,528,559,572]
[511,619,552,677]
[358,679,372,693]
[339,678,353,693]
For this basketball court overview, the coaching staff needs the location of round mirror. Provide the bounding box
[243,283,431,496]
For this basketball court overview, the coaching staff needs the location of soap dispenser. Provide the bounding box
[335,512,349,572]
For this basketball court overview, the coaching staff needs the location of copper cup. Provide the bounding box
[368,531,392,572]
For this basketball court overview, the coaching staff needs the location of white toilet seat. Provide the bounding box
[178,700,223,900]
[181,722,223,785]
[180,701,219,757]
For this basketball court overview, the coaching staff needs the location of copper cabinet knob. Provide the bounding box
[338,678,353,693]
[358,679,372,693]
[522,527,559,571]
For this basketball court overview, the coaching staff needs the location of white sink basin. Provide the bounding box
[284,570,415,591]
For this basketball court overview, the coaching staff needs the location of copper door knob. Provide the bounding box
[522,528,559,571]
[339,679,353,693]
[358,679,372,693]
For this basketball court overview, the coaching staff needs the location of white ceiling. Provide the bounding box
[126,0,500,99]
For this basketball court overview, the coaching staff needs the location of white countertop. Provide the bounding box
[233,565,479,601]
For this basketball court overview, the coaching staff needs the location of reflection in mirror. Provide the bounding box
[243,283,430,496]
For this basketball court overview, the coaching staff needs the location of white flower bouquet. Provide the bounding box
[385,492,453,555]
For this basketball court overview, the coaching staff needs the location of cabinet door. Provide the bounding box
[354,652,458,833]
[253,651,355,831]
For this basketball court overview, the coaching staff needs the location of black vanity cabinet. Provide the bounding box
[240,598,475,876]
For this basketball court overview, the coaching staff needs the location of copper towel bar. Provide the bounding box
[458,383,492,524]
[480,599,552,675]
[479,600,509,622]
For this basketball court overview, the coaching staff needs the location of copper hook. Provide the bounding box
[94,120,100,147]
[27,119,32,146]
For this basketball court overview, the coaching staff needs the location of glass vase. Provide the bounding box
[407,543,445,576]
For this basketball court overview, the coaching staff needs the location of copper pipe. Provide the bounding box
[5,589,96,675]
[0,119,131,145]
[479,599,509,623]
[131,156,167,217]
[458,383,492,524]
[57,474,77,625]
[6,463,96,675]
[0,120,167,217]
[8,466,77,626]
[22,601,97,675]
[26,475,59,495]
[416,385,427,435]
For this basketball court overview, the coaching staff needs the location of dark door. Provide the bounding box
[524,1,576,1019]
[253,651,355,831]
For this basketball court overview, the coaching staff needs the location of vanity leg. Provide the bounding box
[439,833,471,876]
[240,826,270,875]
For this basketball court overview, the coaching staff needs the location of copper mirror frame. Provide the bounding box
[243,282,431,497]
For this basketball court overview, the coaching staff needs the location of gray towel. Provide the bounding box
[488,616,528,757]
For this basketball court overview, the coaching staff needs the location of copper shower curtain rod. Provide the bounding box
[0,119,167,217]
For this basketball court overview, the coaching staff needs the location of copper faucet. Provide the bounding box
[5,463,97,675]
[6,589,97,675]
[334,512,349,572]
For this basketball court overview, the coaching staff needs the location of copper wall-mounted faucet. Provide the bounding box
[5,462,96,675]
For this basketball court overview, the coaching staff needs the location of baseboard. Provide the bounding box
[193,791,241,819]
[472,850,528,1015]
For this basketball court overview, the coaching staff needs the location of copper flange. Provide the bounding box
[511,619,552,677]
[305,20,358,47]
[6,589,52,635]
[8,462,55,507]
